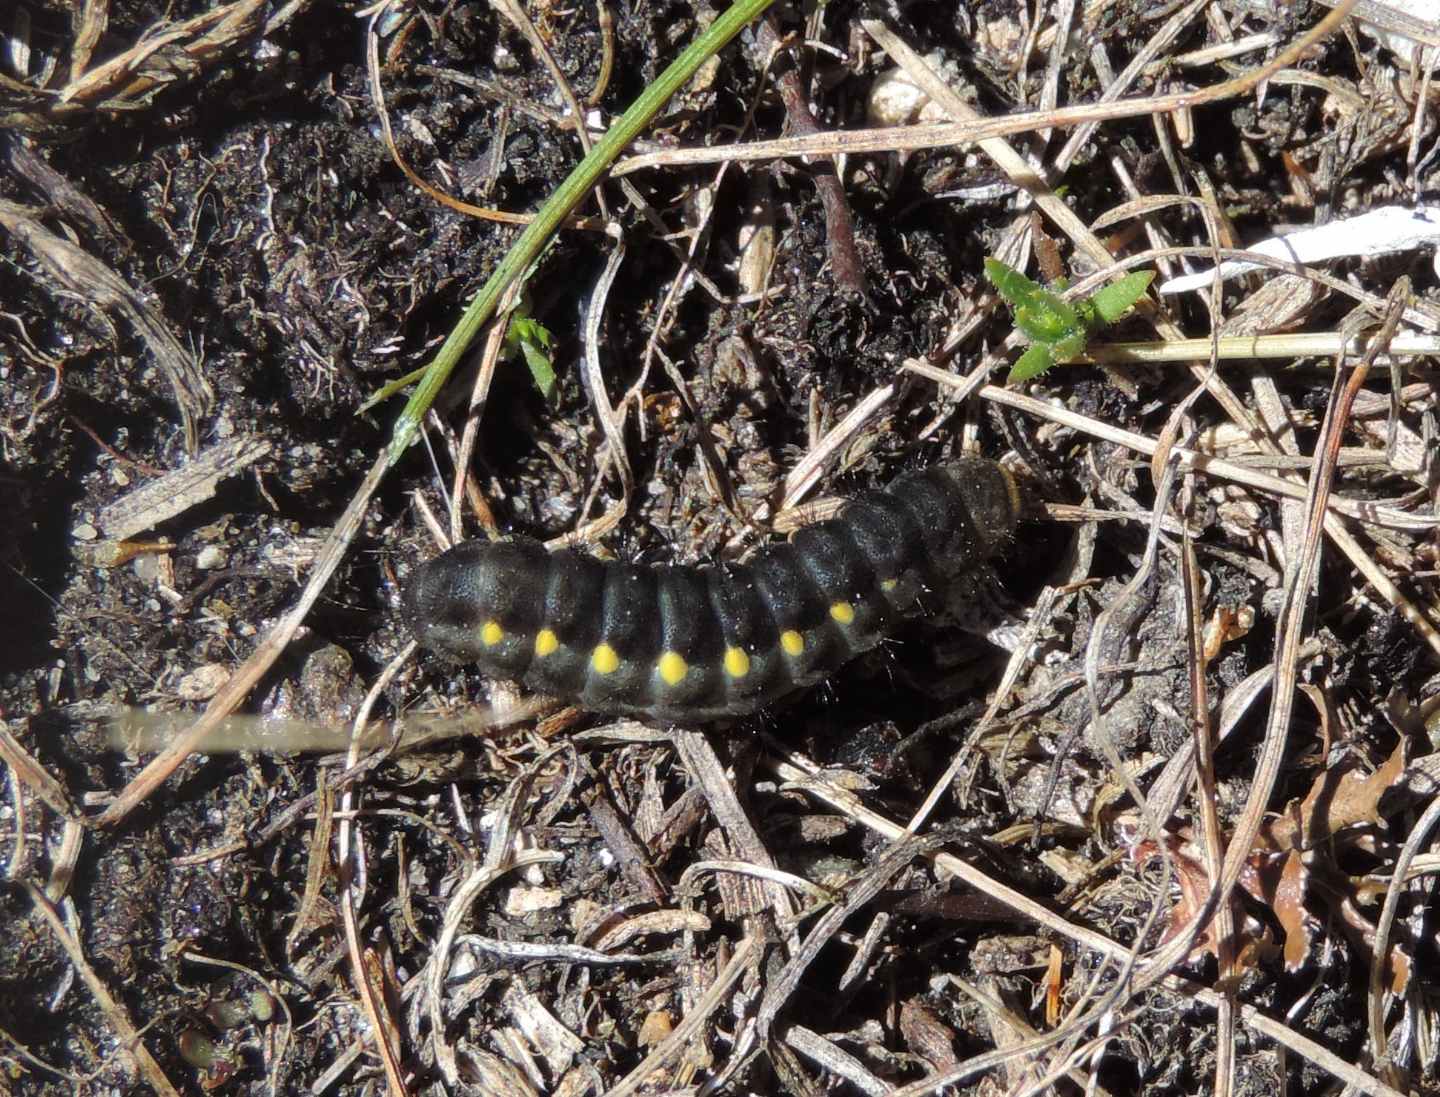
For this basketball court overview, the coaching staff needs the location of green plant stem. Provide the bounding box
[383,0,777,463]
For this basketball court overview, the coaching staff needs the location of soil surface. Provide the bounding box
[2,2,1438,1095]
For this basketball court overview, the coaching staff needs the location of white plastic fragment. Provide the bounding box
[1159,205,1440,294]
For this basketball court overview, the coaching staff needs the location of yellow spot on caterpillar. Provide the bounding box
[880,578,898,592]
[591,643,620,675]
[480,620,504,647]
[657,651,688,686]
[534,629,559,657]
[780,630,805,656]
[830,601,856,625]
[724,646,750,678]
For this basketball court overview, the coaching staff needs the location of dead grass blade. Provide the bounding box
[0,718,78,823]
[1136,282,1406,990]
[672,729,798,923]
[618,3,1359,176]
[601,935,760,1097]
[26,883,182,1096]
[97,452,390,826]
[1366,794,1440,1082]
[1181,533,1237,1096]
[910,369,1440,535]
[763,750,1410,1097]
[0,200,213,452]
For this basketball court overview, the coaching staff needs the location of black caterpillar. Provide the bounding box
[403,458,1021,721]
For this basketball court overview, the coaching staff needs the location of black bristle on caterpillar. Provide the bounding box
[403,458,1022,721]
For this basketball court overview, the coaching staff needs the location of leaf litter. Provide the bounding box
[2,2,1439,1095]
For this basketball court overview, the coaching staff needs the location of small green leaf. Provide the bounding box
[1088,270,1154,326]
[1015,300,1077,344]
[518,342,558,402]
[983,257,1034,303]
[988,256,1155,383]
[510,315,553,353]
[507,315,559,401]
[988,258,1081,341]
[1009,343,1056,382]
[1049,330,1088,362]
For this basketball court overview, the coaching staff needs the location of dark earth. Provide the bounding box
[2,1,1438,1094]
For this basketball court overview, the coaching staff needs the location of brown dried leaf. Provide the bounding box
[1263,740,1406,851]
[1273,850,1316,973]
[1133,834,1276,977]
[1135,836,1224,958]
[1300,740,1406,845]
[1333,890,1411,995]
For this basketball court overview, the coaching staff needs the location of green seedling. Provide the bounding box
[506,312,558,402]
[984,258,1153,382]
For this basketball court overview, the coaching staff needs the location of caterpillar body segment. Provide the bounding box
[403,458,1021,720]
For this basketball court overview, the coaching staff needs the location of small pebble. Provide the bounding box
[196,545,227,570]
[868,66,931,126]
